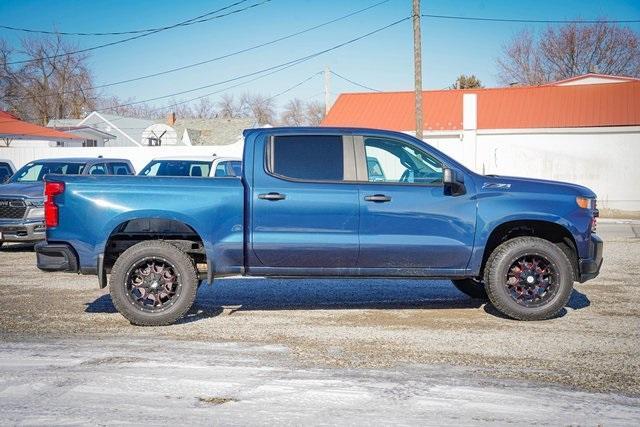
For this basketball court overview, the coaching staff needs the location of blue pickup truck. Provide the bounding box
[35,127,602,326]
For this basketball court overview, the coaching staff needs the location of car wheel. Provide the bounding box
[451,278,488,299]
[484,236,574,321]
[109,240,198,326]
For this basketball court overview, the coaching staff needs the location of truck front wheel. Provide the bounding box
[484,237,574,321]
[109,241,199,326]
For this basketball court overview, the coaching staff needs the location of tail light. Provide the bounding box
[44,181,65,228]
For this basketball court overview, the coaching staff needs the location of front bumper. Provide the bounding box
[35,242,79,272]
[0,220,45,243]
[578,234,603,283]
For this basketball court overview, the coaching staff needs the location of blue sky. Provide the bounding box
[1,0,639,111]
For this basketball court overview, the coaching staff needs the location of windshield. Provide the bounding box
[10,161,86,183]
[139,160,211,177]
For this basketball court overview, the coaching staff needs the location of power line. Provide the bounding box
[421,14,640,24]
[3,0,390,100]
[95,16,410,112]
[0,0,253,36]
[331,70,381,92]
[4,0,271,65]
[1,14,406,126]
[266,72,322,101]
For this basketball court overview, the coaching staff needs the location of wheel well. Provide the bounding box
[481,220,579,278]
[103,218,206,272]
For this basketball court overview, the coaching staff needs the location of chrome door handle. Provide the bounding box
[258,192,286,201]
[364,194,392,202]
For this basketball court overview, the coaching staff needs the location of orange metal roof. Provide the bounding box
[322,81,640,131]
[0,111,82,141]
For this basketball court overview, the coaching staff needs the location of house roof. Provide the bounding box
[172,118,253,145]
[79,112,155,147]
[50,125,117,140]
[322,80,640,131]
[0,111,82,141]
[546,73,640,86]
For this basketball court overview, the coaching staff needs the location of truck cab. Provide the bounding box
[35,128,602,326]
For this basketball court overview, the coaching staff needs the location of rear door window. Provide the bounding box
[268,135,345,181]
[87,163,107,175]
[214,160,242,177]
[109,162,133,175]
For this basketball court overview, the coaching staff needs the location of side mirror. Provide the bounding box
[443,167,466,196]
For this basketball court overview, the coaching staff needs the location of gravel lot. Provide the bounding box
[1,222,639,424]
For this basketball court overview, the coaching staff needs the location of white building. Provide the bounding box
[323,74,640,213]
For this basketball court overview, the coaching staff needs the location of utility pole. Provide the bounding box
[324,65,331,115]
[412,0,423,140]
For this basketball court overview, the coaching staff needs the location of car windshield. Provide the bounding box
[139,160,211,177]
[10,161,86,183]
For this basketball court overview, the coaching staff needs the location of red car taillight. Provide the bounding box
[44,181,65,228]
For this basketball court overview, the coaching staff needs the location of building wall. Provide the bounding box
[424,127,640,212]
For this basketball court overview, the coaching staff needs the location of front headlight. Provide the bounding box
[26,207,45,219]
[576,196,595,209]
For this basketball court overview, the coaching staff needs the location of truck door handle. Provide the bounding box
[258,192,286,201]
[364,194,392,203]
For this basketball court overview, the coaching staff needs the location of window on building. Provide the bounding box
[363,137,443,185]
[83,139,98,147]
[268,135,344,181]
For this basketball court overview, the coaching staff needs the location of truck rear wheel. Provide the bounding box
[109,241,198,326]
[451,278,488,299]
[484,236,574,321]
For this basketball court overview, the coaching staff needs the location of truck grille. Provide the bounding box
[0,199,27,219]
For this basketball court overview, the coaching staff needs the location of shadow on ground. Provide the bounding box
[85,277,591,323]
[0,243,35,253]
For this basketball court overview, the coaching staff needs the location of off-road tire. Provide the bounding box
[451,278,488,299]
[484,236,574,321]
[109,240,198,326]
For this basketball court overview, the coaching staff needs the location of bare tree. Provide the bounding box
[0,34,97,124]
[450,74,483,89]
[217,93,238,118]
[242,93,275,125]
[497,22,640,85]
[305,100,325,126]
[193,97,217,119]
[280,98,305,126]
[95,95,161,119]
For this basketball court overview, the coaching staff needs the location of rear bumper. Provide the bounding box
[35,241,79,272]
[578,234,603,283]
[0,220,45,243]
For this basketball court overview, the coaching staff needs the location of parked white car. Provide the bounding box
[0,159,16,183]
[138,156,241,178]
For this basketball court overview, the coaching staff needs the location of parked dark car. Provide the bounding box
[0,157,134,248]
